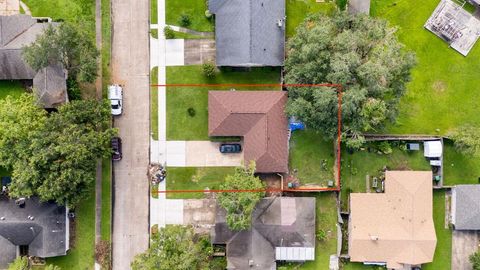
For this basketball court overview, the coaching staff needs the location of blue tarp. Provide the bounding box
[289,117,305,131]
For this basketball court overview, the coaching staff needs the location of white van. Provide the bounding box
[108,84,123,116]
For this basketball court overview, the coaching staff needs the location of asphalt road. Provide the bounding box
[111,0,150,269]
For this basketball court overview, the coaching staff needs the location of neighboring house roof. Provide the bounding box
[212,197,316,270]
[208,91,289,173]
[209,0,285,67]
[0,0,19,16]
[0,15,67,108]
[348,171,437,269]
[0,196,68,268]
[452,185,480,230]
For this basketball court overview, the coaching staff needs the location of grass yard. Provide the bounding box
[101,0,112,98]
[23,0,94,22]
[279,193,337,270]
[166,167,236,199]
[443,141,480,186]
[289,130,335,187]
[151,67,159,140]
[371,0,480,135]
[166,66,281,140]
[166,0,214,32]
[423,190,452,270]
[0,81,25,100]
[286,0,336,37]
[151,0,158,24]
[340,142,431,210]
[170,31,206,39]
[46,190,95,269]
[101,159,111,241]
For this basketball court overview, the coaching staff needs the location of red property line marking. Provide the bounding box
[153,83,343,193]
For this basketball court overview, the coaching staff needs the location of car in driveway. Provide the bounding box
[108,84,123,116]
[111,137,122,161]
[219,143,242,153]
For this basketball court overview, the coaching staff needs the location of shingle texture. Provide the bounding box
[0,196,68,268]
[208,91,289,173]
[0,15,67,108]
[212,197,315,270]
[452,185,480,230]
[349,171,437,269]
[209,0,285,66]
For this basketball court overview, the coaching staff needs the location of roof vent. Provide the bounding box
[15,198,26,208]
[277,19,283,27]
[249,259,254,267]
[370,235,379,241]
[0,217,5,220]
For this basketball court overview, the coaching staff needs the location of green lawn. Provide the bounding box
[286,0,336,37]
[23,0,94,22]
[279,193,337,270]
[166,0,214,32]
[47,191,95,269]
[340,142,431,210]
[0,81,25,99]
[443,141,480,186]
[423,190,452,270]
[170,31,206,39]
[101,159,111,241]
[101,0,112,98]
[371,0,480,135]
[289,130,335,187]
[166,167,236,199]
[166,66,281,140]
[151,67,159,140]
[151,0,158,24]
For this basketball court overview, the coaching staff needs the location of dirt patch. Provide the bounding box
[432,80,447,93]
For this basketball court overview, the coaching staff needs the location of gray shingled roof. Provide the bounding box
[453,185,480,230]
[0,15,67,108]
[0,196,68,268]
[212,197,315,269]
[209,0,285,67]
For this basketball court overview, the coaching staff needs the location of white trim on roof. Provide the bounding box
[275,247,315,261]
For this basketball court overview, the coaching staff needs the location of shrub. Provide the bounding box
[187,107,196,117]
[163,26,175,39]
[316,229,327,241]
[202,63,216,78]
[205,10,212,19]
[66,77,82,100]
[378,141,393,155]
[336,0,348,10]
[179,14,191,27]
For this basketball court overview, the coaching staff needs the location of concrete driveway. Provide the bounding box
[111,0,150,269]
[166,141,243,167]
[452,230,479,270]
[184,39,215,65]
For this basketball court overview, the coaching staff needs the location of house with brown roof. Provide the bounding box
[348,171,437,269]
[208,91,289,173]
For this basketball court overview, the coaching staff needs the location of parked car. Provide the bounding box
[111,137,122,161]
[219,143,242,153]
[108,84,123,116]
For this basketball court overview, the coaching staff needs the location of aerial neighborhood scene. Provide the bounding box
[1,0,480,269]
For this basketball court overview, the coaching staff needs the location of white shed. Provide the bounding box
[424,141,442,158]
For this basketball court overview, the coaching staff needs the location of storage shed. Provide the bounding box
[424,141,443,158]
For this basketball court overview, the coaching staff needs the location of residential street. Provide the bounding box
[111,0,150,269]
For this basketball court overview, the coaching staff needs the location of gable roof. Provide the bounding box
[208,91,289,173]
[209,0,285,67]
[348,171,437,269]
[0,196,68,268]
[452,185,480,230]
[33,64,68,108]
[212,197,315,269]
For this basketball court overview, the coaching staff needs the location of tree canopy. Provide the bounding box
[131,226,220,270]
[471,251,480,270]
[285,12,416,147]
[0,94,115,206]
[217,163,265,231]
[22,22,99,83]
[449,125,480,157]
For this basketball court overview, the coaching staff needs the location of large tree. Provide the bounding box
[217,163,265,231]
[131,226,216,270]
[449,125,480,157]
[285,12,416,147]
[22,22,98,83]
[0,94,115,206]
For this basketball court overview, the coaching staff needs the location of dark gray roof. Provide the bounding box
[453,185,480,230]
[0,196,68,268]
[209,0,285,67]
[0,235,16,269]
[212,197,315,269]
[33,64,68,108]
[0,15,67,108]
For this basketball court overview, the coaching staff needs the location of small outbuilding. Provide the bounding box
[424,140,443,158]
